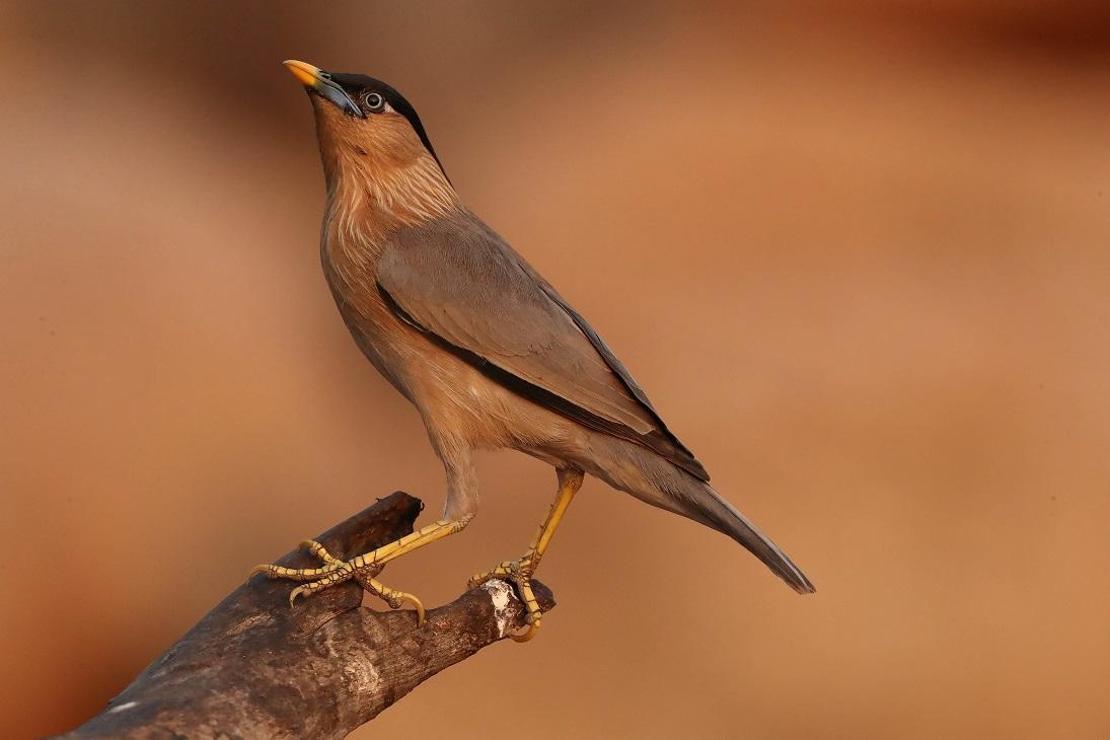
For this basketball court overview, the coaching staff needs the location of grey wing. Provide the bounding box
[376,211,709,481]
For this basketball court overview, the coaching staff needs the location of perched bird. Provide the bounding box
[255,60,815,641]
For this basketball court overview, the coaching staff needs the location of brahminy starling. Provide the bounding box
[254,60,815,641]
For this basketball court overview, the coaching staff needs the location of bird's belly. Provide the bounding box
[321,256,421,403]
[321,253,581,455]
[333,296,537,448]
[401,341,587,456]
[407,348,531,446]
[345,319,418,402]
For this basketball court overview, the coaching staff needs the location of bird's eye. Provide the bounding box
[363,92,386,112]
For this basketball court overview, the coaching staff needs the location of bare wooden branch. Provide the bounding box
[60,492,555,739]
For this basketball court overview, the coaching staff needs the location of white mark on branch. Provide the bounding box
[318,625,383,696]
[108,701,139,714]
[482,580,515,637]
[344,658,381,697]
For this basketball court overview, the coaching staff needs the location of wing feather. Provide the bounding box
[376,211,708,481]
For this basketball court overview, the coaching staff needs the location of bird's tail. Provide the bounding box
[680,481,816,594]
[579,435,815,593]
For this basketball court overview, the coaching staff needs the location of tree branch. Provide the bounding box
[60,492,554,739]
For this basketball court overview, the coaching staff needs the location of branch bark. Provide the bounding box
[60,492,554,739]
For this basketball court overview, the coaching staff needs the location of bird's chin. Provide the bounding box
[310,96,363,137]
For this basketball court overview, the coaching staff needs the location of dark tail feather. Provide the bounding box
[686,483,816,594]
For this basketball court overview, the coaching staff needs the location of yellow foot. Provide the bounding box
[469,553,542,642]
[251,540,426,623]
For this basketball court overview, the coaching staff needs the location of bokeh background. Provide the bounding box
[3,1,1109,737]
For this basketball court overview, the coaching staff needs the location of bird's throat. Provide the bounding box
[320,153,460,294]
[325,150,458,234]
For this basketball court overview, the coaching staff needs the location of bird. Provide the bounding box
[254,60,815,641]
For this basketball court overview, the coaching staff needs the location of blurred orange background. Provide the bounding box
[2,2,1109,738]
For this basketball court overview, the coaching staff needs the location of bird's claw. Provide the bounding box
[469,554,542,642]
[253,540,426,624]
[467,553,535,589]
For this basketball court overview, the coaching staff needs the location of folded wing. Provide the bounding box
[376,211,708,481]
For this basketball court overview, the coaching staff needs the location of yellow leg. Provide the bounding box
[251,517,470,621]
[469,467,583,642]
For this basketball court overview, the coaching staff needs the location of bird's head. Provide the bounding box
[283,60,454,220]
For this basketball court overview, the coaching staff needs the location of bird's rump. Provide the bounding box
[376,211,709,481]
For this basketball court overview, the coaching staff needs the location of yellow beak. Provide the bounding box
[281,59,365,118]
[283,59,322,88]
